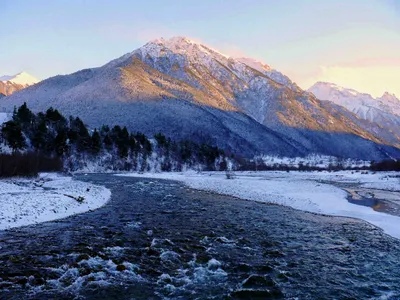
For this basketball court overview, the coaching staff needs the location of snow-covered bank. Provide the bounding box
[117,171,400,240]
[0,173,111,230]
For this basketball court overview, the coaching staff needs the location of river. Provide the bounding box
[0,174,399,299]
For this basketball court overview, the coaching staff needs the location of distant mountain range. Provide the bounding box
[0,72,38,96]
[1,37,399,160]
[309,82,400,120]
[309,82,400,149]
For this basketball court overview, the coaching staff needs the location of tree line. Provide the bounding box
[0,103,232,176]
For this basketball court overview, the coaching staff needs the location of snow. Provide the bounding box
[2,37,398,161]
[236,57,299,90]
[0,112,10,124]
[309,81,400,120]
[257,154,370,169]
[117,171,400,240]
[0,173,111,230]
[150,36,230,59]
[0,71,39,86]
[236,57,272,73]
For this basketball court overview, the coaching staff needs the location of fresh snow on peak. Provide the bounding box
[309,81,363,98]
[380,92,399,102]
[236,57,272,73]
[136,36,300,91]
[0,71,39,86]
[143,36,230,59]
[151,36,197,47]
[309,81,400,121]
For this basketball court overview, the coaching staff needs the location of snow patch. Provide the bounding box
[0,173,111,230]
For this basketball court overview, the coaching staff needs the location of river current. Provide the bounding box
[0,174,399,299]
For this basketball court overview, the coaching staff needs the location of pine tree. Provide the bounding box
[53,128,68,156]
[103,134,113,151]
[1,121,26,152]
[31,119,47,151]
[45,107,67,131]
[91,129,102,154]
[16,103,34,124]
[69,117,91,152]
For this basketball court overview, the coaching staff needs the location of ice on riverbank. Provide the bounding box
[0,173,111,230]
[117,171,400,240]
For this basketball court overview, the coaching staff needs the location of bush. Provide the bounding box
[0,153,63,178]
[370,159,400,171]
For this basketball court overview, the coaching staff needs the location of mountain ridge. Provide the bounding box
[1,37,399,160]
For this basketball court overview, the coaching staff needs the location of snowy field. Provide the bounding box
[0,173,111,230]
[118,171,400,240]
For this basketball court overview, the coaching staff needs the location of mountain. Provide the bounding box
[0,71,38,86]
[308,82,400,120]
[1,37,399,160]
[0,72,39,96]
[309,82,400,147]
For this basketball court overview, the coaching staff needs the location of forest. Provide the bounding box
[0,103,233,177]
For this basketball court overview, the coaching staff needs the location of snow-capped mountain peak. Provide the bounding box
[151,36,197,47]
[308,81,365,99]
[2,37,400,160]
[308,81,400,122]
[380,92,399,103]
[143,36,230,60]
[0,71,39,86]
[236,57,272,73]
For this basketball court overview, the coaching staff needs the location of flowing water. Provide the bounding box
[0,174,399,299]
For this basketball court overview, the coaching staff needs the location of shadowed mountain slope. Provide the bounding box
[1,37,399,159]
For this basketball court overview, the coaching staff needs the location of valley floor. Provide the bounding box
[118,170,400,240]
[0,173,111,230]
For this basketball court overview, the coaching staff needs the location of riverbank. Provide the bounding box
[0,173,111,230]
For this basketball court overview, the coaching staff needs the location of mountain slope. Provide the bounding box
[1,37,399,160]
[309,82,400,149]
[0,72,39,96]
[308,82,400,120]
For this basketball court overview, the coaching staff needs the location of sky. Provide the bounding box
[1,0,399,97]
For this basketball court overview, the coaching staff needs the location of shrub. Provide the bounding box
[0,153,63,178]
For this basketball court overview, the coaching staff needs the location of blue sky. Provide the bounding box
[1,0,399,96]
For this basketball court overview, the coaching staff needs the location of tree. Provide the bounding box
[91,129,102,154]
[69,117,91,152]
[45,107,67,131]
[14,103,35,134]
[103,133,113,151]
[2,121,26,152]
[53,128,68,156]
[111,126,129,158]
[154,132,167,147]
[31,119,47,151]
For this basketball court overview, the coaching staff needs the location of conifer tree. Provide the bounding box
[91,129,102,154]
[1,120,26,152]
[53,128,68,156]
